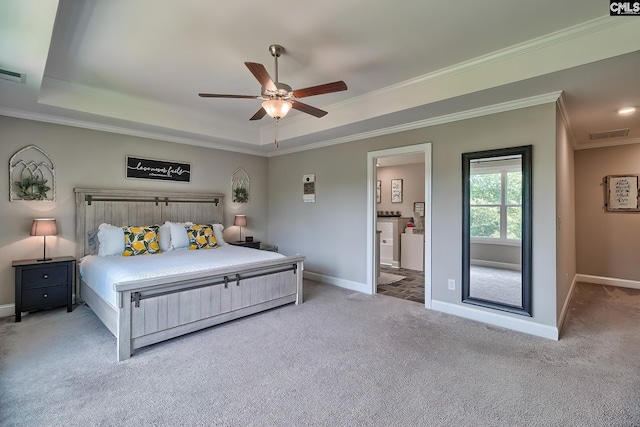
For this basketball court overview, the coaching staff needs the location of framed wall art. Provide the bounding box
[376,180,381,204]
[391,179,403,203]
[605,175,640,212]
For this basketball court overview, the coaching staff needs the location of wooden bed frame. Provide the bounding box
[75,188,304,361]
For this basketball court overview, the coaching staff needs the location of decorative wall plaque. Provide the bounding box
[9,145,56,202]
[232,167,250,204]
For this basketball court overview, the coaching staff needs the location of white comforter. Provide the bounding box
[79,245,285,307]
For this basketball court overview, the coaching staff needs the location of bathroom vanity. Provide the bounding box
[377,217,411,267]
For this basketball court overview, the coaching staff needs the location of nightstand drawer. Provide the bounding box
[21,266,68,289]
[22,285,67,310]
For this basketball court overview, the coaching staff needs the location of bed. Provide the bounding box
[75,188,305,361]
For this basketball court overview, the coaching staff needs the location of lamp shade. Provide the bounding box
[30,218,58,236]
[233,215,247,227]
[261,99,292,119]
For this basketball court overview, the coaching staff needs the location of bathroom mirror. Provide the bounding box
[462,145,532,316]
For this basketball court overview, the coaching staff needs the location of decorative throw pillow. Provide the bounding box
[97,223,125,256]
[166,221,191,250]
[211,223,227,246]
[186,224,218,250]
[122,225,160,256]
[87,229,100,255]
[158,223,172,252]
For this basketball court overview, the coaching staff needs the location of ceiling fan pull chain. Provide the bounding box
[274,118,279,147]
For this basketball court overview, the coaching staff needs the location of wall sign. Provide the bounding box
[605,175,639,211]
[126,156,191,182]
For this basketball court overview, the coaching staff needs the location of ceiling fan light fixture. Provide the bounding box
[262,99,292,119]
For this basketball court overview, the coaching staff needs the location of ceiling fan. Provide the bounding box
[198,44,348,122]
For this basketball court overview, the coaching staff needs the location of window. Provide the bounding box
[469,159,522,242]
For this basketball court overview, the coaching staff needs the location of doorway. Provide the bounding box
[366,143,432,308]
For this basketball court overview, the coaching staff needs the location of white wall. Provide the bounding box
[268,103,559,328]
[0,116,269,307]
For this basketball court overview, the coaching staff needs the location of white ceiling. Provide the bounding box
[1,1,640,156]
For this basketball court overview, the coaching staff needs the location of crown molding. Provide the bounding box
[0,107,268,157]
[269,92,562,157]
[555,93,577,150]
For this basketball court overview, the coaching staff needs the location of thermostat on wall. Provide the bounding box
[303,174,316,203]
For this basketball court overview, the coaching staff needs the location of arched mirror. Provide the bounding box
[462,145,532,316]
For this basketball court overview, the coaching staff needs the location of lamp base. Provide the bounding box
[36,257,53,262]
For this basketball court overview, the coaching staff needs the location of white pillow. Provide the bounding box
[97,223,124,256]
[166,221,190,250]
[211,223,227,246]
[158,223,172,252]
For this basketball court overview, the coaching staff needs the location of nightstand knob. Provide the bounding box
[43,294,48,298]
[43,274,49,279]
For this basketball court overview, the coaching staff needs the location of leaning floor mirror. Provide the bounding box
[462,145,532,316]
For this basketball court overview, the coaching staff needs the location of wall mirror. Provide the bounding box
[462,145,532,316]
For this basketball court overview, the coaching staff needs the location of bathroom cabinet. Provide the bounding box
[377,217,411,267]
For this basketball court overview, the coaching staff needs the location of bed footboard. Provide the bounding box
[116,258,304,361]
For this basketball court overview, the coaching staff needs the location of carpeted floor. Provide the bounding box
[1,280,639,426]
[470,265,522,306]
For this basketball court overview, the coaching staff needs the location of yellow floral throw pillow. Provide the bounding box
[122,225,160,256]
[186,224,218,250]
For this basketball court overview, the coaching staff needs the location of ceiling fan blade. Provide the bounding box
[199,93,257,99]
[245,62,277,91]
[291,101,328,118]
[293,81,347,99]
[250,108,267,121]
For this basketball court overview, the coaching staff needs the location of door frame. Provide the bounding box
[366,143,433,308]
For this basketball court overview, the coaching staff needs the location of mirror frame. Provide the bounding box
[462,145,532,316]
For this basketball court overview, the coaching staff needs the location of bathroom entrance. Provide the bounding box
[367,143,432,308]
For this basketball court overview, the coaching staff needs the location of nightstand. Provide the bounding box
[13,256,75,322]
[229,240,261,249]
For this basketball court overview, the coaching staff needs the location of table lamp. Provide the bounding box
[31,218,58,262]
[234,215,247,242]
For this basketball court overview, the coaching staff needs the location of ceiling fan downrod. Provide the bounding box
[268,44,284,84]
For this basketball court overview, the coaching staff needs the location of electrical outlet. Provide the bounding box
[448,279,455,290]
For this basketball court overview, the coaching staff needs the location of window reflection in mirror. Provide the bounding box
[462,146,532,316]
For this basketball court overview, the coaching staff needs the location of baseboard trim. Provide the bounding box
[0,303,15,318]
[576,274,640,290]
[303,271,370,294]
[431,300,558,340]
[557,274,578,335]
[470,259,521,271]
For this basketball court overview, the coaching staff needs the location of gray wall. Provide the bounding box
[555,106,576,321]
[470,243,520,265]
[269,103,559,327]
[575,143,640,280]
[0,116,269,307]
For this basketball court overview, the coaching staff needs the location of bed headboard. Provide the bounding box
[75,187,225,260]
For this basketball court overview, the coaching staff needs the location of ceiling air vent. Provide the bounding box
[0,68,27,84]
[589,129,630,140]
